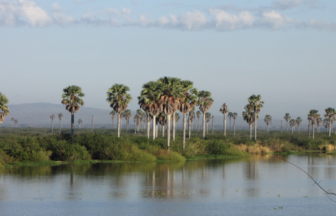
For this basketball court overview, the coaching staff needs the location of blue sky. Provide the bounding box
[0,0,336,119]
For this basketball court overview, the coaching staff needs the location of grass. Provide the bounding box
[0,127,335,168]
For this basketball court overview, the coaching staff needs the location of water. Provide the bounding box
[0,154,335,216]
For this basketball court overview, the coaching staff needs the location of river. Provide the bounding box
[0,154,335,216]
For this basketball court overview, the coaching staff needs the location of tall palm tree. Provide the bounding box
[61,85,85,136]
[198,91,214,139]
[264,115,272,132]
[0,92,10,125]
[323,118,330,132]
[284,113,291,132]
[205,112,211,134]
[14,119,18,127]
[58,113,63,133]
[242,109,256,139]
[135,109,145,132]
[78,119,83,128]
[110,111,117,129]
[158,112,167,137]
[188,110,196,139]
[107,84,132,138]
[296,117,302,133]
[50,114,55,134]
[289,119,296,134]
[308,109,320,140]
[233,112,238,137]
[133,114,141,134]
[123,110,132,133]
[325,108,336,137]
[227,112,234,134]
[180,83,198,150]
[196,111,201,132]
[316,117,322,133]
[11,118,14,127]
[157,77,184,150]
[139,81,162,140]
[219,103,229,136]
[248,94,264,140]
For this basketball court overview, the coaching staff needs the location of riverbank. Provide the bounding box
[1,130,335,168]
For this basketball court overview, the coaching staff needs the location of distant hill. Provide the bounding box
[0,103,313,131]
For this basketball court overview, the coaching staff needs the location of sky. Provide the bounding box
[0,0,336,119]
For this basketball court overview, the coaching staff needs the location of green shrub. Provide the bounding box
[48,140,91,161]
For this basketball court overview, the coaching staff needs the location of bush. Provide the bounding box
[48,140,91,161]
[207,140,231,155]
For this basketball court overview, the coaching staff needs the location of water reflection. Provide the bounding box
[0,154,335,203]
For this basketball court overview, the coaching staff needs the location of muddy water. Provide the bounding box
[0,154,335,216]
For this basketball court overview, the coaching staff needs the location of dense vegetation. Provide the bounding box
[0,128,335,168]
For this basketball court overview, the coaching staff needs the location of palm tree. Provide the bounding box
[242,109,256,139]
[139,81,162,140]
[188,110,196,139]
[61,85,85,136]
[135,109,145,132]
[107,84,132,138]
[284,113,291,132]
[248,94,264,140]
[50,114,55,134]
[174,112,180,124]
[196,111,201,132]
[308,109,320,139]
[205,112,211,134]
[180,83,198,150]
[58,113,63,133]
[227,112,234,134]
[122,110,132,133]
[289,119,296,134]
[110,111,117,129]
[296,117,302,133]
[324,118,330,132]
[14,119,18,127]
[219,103,229,136]
[325,108,336,137]
[11,118,14,127]
[78,119,83,128]
[316,117,322,133]
[0,92,10,125]
[133,114,141,134]
[158,113,167,137]
[157,77,185,150]
[198,91,214,139]
[264,115,272,132]
[233,112,238,137]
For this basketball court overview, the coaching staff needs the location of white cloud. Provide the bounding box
[52,2,61,12]
[178,11,207,30]
[209,9,254,30]
[0,0,52,27]
[138,15,154,27]
[258,10,291,29]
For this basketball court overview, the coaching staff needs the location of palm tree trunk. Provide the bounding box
[167,115,171,150]
[71,113,74,136]
[183,113,186,151]
[118,113,121,138]
[59,119,62,134]
[207,122,208,134]
[287,121,288,132]
[312,124,315,139]
[203,113,206,139]
[162,125,165,137]
[299,125,300,133]
[112,118,114,129]
[51,119,54,134]
[152,116,156,139]
[189,117,191,139]
[308,123,310,138]
[233,119,236,138]
[254,112,257,140]
[224,114,227,136]
[281,120,282,133]
[147,116,150,139]
[135,123,136,134]
[292,127,293,134]
[156,124,159,138]
[197,118,199,131]
[329,121,332,137]
[267,124,269,133]
[173,112,176,141]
